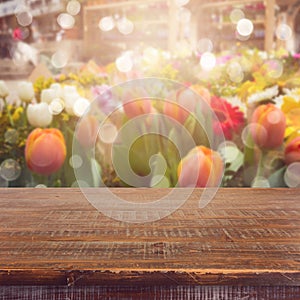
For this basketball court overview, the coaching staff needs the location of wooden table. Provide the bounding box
[0,188,299,299]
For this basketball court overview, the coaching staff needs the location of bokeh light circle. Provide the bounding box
[242,123,267,149]
[236,18,254,37]
[230,8,244,24]
[264,59,283,79]
[51,51,69,69]
[116,54,133,73]
[99,16,115,31]
[16,11,33,27]
[0,159,21,181]
[284,162,300,187]
[227,61,244,83]
[35,184,47,188]
[57,13,75,29]
[49,98,65,115]
[117,17,134,35]
[4,129,19,144]
[200,52,216,71]
[69,155,83,169]
[99,123,118,144]
[74,98,90,117]
[218,141,240,163]
[276,24,292,41]
[67,0,81,16]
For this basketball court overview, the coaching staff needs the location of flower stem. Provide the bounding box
[256,149,266,178]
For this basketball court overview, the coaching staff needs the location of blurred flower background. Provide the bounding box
[1,0,300,188]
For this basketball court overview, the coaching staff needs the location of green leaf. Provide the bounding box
[268,166,287,187]
[91,158,102,187]
[149,152,169,188]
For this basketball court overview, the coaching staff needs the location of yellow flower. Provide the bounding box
[61,113,70,122]
[281,95,300,141]
[58,74,67,82]
[12,106,24,122]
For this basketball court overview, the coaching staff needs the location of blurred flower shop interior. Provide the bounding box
[1,0,300,189]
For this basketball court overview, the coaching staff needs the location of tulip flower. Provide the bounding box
[285,136,300,165]
[122,88,152,118]
[75,115,99,148]
[123,98,152,118]
[50,83,63,98]
[163,100,189,124]
[25,128,66,175]
[177,146,224,187]
[41,88,56,104]
[250,104,286,149]
[191,85,211,104]
[0,80,9,98]
[17,81,34,102]
[27,103,53,127]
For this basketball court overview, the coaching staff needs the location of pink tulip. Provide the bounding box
[250,104,286,149]
[25,128,66,175]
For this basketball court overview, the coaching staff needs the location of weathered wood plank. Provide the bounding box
[1,285,300,300]
[0,188,299,286]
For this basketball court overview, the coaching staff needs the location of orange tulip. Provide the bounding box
[123,98,152,118]
[191,85,211,104]
[177,146,224,187]
[122,89,152,119]
[285,136,300,165]
[25,128,66,175]
[250,104,286,149]
[76,115,99,148]
[163,100,189,124]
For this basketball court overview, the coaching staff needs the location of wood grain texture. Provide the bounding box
[0,188,299,287]
[1,285,300,300]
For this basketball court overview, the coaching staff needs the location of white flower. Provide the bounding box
[0,80,9,98]
[49,83,63,98]
[272,95,284,109]
[64,92,79,115]
[17,81,34,102]
[73,97,90,117]
[41,88,56,104]
[248,85,279,104]
[226,96,247,113]
[63,87,79,115]
[27,103,53,127]
[63,85,77,96]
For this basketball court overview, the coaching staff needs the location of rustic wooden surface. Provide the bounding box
[0,188,299,289]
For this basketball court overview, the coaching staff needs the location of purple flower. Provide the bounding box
[92,85,119,115]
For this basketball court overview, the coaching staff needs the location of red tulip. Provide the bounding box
[250,104,286,149]
[285,136,300,165]
[177,146,224,187]
[25,128,66,175]
[76,115,99,148]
